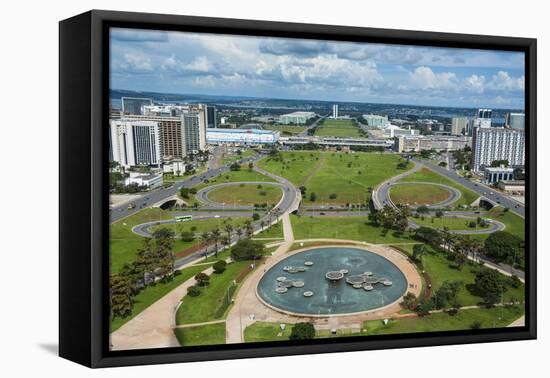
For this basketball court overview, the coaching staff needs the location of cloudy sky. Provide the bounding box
[110,28,525,109]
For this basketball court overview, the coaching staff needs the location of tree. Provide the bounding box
[229,162,241,171]
[490,159,509,167]
[195,272,210,287]
[236,228,243,241]
[133,238,156,286]
[299,186,307,195]
[432,281,462,309]
[211,228,221,257]
[474,269,506,305]
[260,220,266,230]
[484,231,522,266]
[252,213,261,221]
[414,227,442,246]
[412,244,426,263]
[416,205,430,214]
[470,320,482,330]
[180,231,195,242]
[110,274,133,319]
[200,231,211,254]
[231,239,265,261]
[401,292,417,310]
[435,210,444,218]
[213,260,227,274]
[309,192,317,202]
[179,187,190,199]
[438,161,447,167]
[224,223,234,240]
[244,220,254,237]
[289,322,315,340]
[187,285,201,297]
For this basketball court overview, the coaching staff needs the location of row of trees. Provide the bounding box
[370,204,410,233]
[110,229,177,319]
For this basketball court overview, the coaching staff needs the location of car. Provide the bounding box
[319,212,326,215]
[214,215,220,218]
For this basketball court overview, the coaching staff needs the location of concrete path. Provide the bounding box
[110,266,214,351]
[174,319,226,329]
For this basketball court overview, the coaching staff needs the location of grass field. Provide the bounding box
[263,124,308,136]
[364,305,524,335]
[255,221,284,239]
[411,215,489,231]
[400,167,479,207]
[244,321,293,342]
[390,183,452,206]
[175,323,226,346]
[393,244,525,306]
[486,206,525,240]
[258,151,407,204]
[110,264,210,332]
[291,215,412,244]
[207,183,282,206]
[220,148,257,166]
[110,208,247,272]
[176,261,253,325]
[314,119,362,137]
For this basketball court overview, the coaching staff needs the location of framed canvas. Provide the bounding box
[59,10,536,368]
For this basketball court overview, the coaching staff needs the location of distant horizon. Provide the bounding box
[109,88,524,113]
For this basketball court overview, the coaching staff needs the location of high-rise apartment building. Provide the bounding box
[109,120,161,167]
[505,112,525,130]
[121,97,153,115]
[477,108,492,119]
[206,105,217,128]
[332,104,338,119]
[181,104,207,155]
[451,117,469,136]
[471,127,525,171]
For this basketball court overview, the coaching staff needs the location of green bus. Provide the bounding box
[175,215,193,222]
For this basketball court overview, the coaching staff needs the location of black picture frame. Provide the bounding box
[59,9,537,368]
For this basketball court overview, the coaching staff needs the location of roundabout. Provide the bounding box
[256,246,410,317]
[388,181,461,208]
[195,181,285,208]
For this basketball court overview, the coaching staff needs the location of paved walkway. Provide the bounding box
[174,319,226,329]
[110,266,214,351]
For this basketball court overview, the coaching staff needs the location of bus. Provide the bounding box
[175,215,193,223]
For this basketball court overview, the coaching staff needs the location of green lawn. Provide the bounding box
[291,215,412,244]
[393,244,525,306]
[486,206,525,240]
[176,261,253,325]
[110,264,211,332]
[263,124,307,136]
[244,321,293,343]
[364,305,524,335]
[400,167,479,207]
[314,119,363,137]
[220,148,257,166]
[411,215,489,231]
[258,151,407,204]
[207,183,282,206]
[390,183,452,206]
[255,221,284,239]
[110,208,247,273]
[175,323,226,346]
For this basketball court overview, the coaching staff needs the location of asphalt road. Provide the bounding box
[415,159,525,218]
[195,181,286,209]
[297,115,327,137]
[386,181,462,209]
[109,153,265,224]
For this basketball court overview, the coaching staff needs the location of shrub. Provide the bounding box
[195,272,210,287]
[289,322,315,340]
[231,239,266,261]
[213,260,227,274]
[180,231,195,242]
[187,285,201,297]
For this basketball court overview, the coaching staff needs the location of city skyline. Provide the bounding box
[111,28,525,109]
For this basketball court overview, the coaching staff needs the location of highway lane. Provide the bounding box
[109,153,265,224]
[415,159,525,218]
[297,115,327,137]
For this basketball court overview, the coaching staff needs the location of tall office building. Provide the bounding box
[332,104,338,119]
[181,104,207,155]
[505,112,525,130]
[471,127,525,171]
[451,117,469,136]
[363,114,389,128]
[121,115,183,161]
[109,120,161,167]
[206,105,217,128]
[477,108,492,119]
[121,97,153,115]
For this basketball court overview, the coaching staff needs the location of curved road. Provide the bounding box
[387,181,462,209]
[195,181,286,209]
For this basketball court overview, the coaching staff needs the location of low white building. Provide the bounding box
[162,159,187,175]
[484,166,514,184]
[124,172,163,189]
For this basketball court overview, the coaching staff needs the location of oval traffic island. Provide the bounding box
[256,247,408,316]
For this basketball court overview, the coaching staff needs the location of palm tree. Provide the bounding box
[221,235,230,251]
[244,220,253,238]
[236,228,243,241]
[199,231,211,258]
[211,228,221,257]
[260,220,266,231]
[224,223,234,240]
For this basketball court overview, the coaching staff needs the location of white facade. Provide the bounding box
[363,114,389,128]
[332,104,338,119]
[484,167,514,183]
[124,171,163,189]
[109,120,161,168]
[505,112,525,130]
[472,127,525,171]
[279,111,316,125]
[451,117,469,136]
[395,135,471,152]
[206,128,279,144]
[162,159,187,175]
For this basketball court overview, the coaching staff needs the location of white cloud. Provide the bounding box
[464,74,486,93]
[488,71,525,91]
[409,66,457,90]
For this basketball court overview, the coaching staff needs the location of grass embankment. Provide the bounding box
[314,119,362,138]
[411,215,489,231]
[220,148,257,166]
[110,264,210,332]
[175,323,226,346]
[263,124,307,136]
[390,183,452,206]
[400,167,479,207]
[207,184,282,206]
[258,151,408,205]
